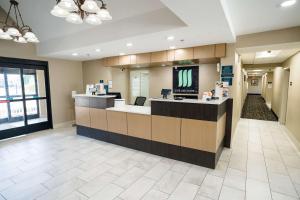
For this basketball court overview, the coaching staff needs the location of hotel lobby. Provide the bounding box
[0,0,300,199]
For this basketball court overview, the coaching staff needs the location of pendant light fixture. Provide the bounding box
[51,0,112,25]
[0,0,39,43]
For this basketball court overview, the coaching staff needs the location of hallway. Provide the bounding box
[0,119,299,200]
[242,95,278,121]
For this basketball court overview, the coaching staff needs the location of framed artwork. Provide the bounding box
[251,79,258,86]
[173,66,199,94]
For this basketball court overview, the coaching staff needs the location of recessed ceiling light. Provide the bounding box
[95,49,101,52]
[167,36,175,41]
[280,0,297,7]
[126,43,133,47]
[169,46,176,50]
[119,53,125,56]
[255,50,281,58]
[72,53,78,56]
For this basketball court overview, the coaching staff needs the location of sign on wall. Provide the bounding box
[221,65,233,86]
[173,66,199,94]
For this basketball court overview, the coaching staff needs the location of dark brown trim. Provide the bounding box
[151,99,227,122]
[224,98,233,148]
[75,96,115,109]
[271,109,278,120]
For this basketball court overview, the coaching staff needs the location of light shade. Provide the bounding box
[51,5,69,18]
[85,14,102,25]
[27,37,40,43]
[280,0,297,7]
[0,28,3,34]
[6,27,21,37]
[58,0,78,12]
[23,31,36,39]
[81,0,99,13]
[0,33,13,40]
[14,36,27,43]
[255,50,281,58]
[97,8,112,20]
[66,13,83,24]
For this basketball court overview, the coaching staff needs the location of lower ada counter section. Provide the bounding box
[77,125,223,169]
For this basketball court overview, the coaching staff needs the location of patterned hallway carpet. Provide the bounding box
[241,94,278,121]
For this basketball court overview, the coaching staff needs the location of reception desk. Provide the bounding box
[75,95,233,168]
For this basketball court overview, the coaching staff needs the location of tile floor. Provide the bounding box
[0,118,300,200]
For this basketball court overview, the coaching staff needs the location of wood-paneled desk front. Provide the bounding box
[75,95,233,169]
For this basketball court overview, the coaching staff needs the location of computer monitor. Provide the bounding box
[161,89,171,99]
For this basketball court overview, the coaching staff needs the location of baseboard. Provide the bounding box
[53,120,75,129]
[281,125,300,154]
[266,103,271,110]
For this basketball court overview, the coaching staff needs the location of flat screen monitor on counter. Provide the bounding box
[173,66,199,94]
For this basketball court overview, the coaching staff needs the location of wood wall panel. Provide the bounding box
[215,44,226,58]
[75,106,90,127]
[90,108,107,131]
[119,55,131,65]
[216,113,226,150]
[193,45,215,59]
[181,118,217,153]
[130,55,137,64]
[106,110,127,135]
[127,113,151,140]
[151,115,181,145]
[106,56,119,66]
[151,51,167,63]
[174,48,194,60]
[136,53,151,64]
[167,50,175,61]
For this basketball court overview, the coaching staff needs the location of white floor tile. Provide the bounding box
[268,173,298,197]
[43,168,84,190]
[208,160,228,178]
[89,183,123,200]
[170,161,191,174]
[271,192,299,200]
[37,177,86,200]
[223,168,246,191]
[113,167,145,188]
[62,191,88,200]
[219,186,245,200]
[154,170,184,194]
[141,189,169,200]
[78,172,117,197]
[182,165,208,186]
[246,178,272,200]
[0,119,299,200]
[168,182,198,200]
[0,179,14,191]
[119,177,155,200]
[144,161,172,180]
[198,174,223,200]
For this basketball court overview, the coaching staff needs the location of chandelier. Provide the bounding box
[0,0,39,43]
[51,0,112,25]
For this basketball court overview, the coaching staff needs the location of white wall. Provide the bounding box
[247,76,262,94]
[0,40,83,126]
[283,52,300,144]
[272,67,289,122]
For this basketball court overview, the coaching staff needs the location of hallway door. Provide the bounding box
[279,69,290,124]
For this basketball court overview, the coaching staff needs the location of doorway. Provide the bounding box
[0,57,52,140]
[130,70,149,105]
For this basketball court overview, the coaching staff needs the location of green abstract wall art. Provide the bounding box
[173,66,199,94]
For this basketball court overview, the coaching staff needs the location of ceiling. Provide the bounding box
[241,48,300,64]
[0,0,300,61]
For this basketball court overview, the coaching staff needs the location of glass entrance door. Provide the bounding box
[0,58,52,140]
